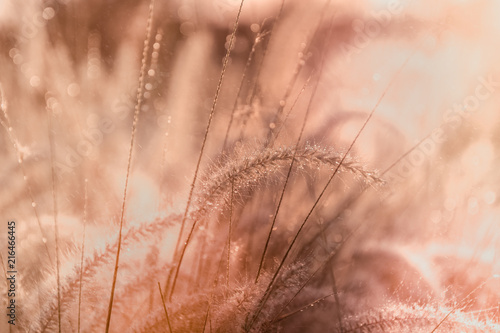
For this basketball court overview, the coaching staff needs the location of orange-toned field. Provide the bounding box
[0,0,499,332]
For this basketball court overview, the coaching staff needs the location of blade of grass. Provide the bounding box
[255,0,335,287]
[169,0,245,300]
[264,0,333,146]
[245,0,285,105]
[274,292,336,323]
[77,179,88,333]
[227,180,234,289]
[318,219,344,332]
[247,46,414,333]
[269,73,314,146]
[172,0,246,256]
[47,101,61,333]
[222,28,266,151]
[202,223,234,333]
[105,0,155,331]
[157,282,173,333]
[254,70,316,284]
[271,225,359,323]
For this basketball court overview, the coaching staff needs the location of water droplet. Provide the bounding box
[8,48,18,58]
[13,54,23,65]
[42,7,55,20]
[180,21,195,36]
[269,123,276,129]
[42,237,47,243]
[250,23,260,33]
[30,76,41,88]
[67,83,80,97]
[31,202,36,207]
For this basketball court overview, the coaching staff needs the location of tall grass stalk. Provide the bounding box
[106,2,156,329]
[222,30,266,151]
[255,69,318,283]
[77,179,88,333]
[47,103,61,333]
[236,0,285,141]
[157,282,173,333]
[169,0,246,300]
[265,0,332,145]
[254,12,334,282]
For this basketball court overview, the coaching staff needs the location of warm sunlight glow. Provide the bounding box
[0,0,499,332]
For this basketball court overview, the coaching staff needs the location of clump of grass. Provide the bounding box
[1,1,499,332]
